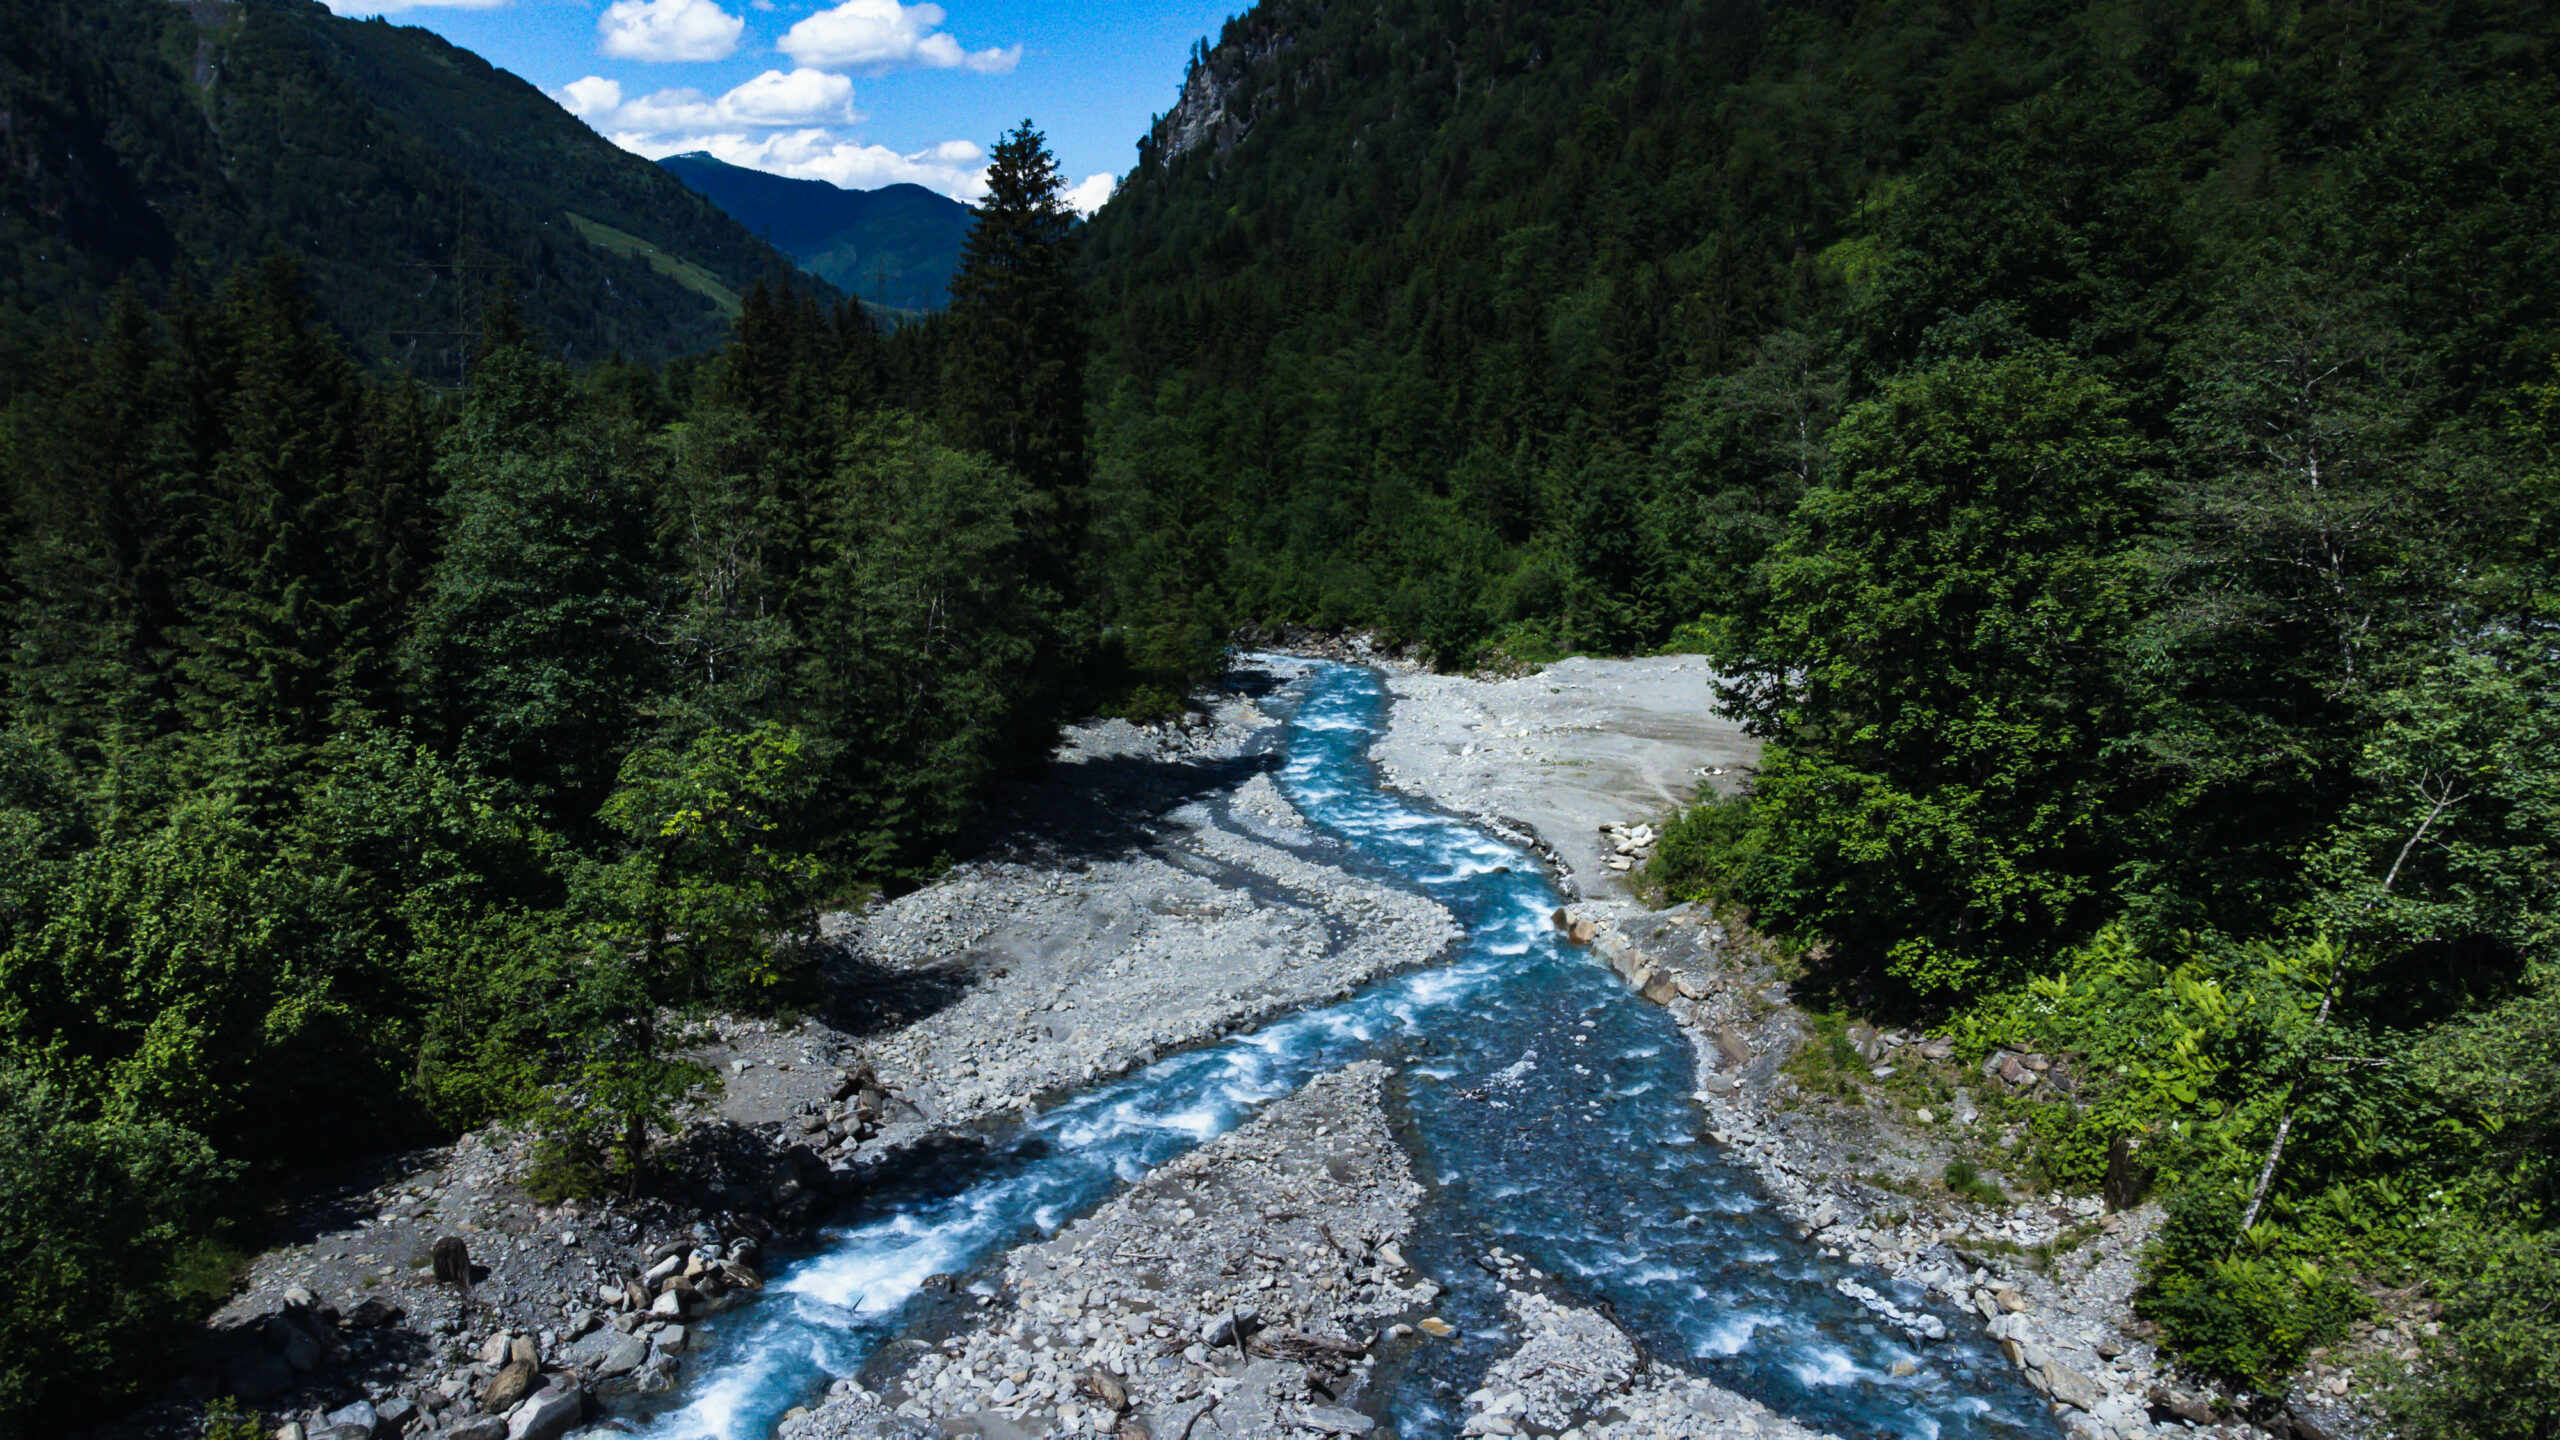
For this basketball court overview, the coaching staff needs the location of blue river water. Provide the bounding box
[628,659,2055,1440]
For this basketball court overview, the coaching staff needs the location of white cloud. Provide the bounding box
[558,73,982,200]
[1064,172,1116,216]
[559,76,626,116]
[624,127,990,201]
[322,0,505,12]
[780,0,1020,74]
[598,0,744,62]
[558,69,860,132]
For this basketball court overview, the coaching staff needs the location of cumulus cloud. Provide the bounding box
[646,130,991,199]
[322,0,506,12]
[558,69,861,133]
[780,0,1020,74]
[598,0,745,62]
[558,74,985,200]
[1064,172,1117,216]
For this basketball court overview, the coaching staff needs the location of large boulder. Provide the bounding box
[596,1334,650,1378]
[342,1298,403,1329]
[481,1360,540,1414]
[505,1383,584,1440]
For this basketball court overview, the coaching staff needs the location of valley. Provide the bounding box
[190,656,2261,1440]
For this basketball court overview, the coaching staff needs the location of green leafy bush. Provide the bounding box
[2141,1189,2369,1391]
[2380,1226,2560,1440]
[1943,1157,2008,1207]
[0,1061,234,1424]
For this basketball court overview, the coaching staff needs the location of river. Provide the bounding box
[626,659,2055,1440]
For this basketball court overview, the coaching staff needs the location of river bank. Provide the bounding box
[158,658,1458,1440]
[167,650,2281,1440]
[1368,662,2299,1440]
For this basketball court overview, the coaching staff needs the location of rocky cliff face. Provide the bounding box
[1149,23,1305,167]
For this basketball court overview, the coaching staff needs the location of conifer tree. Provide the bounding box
[178,259,387,788]
[945,123,1087,559]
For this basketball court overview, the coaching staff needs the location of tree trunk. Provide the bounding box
[2235,780,2461,1240]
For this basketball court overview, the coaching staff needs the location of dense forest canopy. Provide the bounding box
[2,0,2558,1433]
[1078,0,2560,1430]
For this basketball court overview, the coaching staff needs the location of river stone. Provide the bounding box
[1713,1028,1753,1068]
[322,1401,378,1437]
[596,1334,649,1377]
[445,1420,506,1440]
[1299,1406,1375,1435]
[481,1360,539,1413]
[504,1383,583,1440]
[2045,1362,2104,1412]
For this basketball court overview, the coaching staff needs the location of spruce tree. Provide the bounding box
[945,123,1087,560]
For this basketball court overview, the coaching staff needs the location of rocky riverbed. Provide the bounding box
[155,648,2323,1440]
[1367,656,2314,1440]
[773,1063,1843,1440]
[157,658,1459,1440]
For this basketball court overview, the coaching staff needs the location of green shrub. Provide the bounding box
[1944,1157,2008,1207]
[0,1062,235,1427]
[201,1399,266,1440]
[1647,789,1757,909]
[2380,1226,2560,1440]
[2140,1188,2368,1390]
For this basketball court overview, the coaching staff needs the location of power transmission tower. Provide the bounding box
[391,235,543,392]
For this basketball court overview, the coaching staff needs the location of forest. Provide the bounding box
[1075,0,2560,1433]
[0,123,1094,1430]
[2,0,2557,1433]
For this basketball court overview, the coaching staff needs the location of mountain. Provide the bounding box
[0,0,815,382]
[1075,0,2560,1423]
[1079,0,2558,657]
[658,153,973,314]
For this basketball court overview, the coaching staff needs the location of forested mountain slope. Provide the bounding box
[1080,0,2560,1429]
[1081,0,2555,661]
[0,0,813,381]
[660,153,972,313]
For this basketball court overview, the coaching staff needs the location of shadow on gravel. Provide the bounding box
[977,750,1282,868]
[816,947,982,1038]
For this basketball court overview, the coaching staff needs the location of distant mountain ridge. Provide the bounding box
[658,153,973,314]
[0,0,820,380]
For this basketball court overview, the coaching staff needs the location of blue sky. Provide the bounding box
[320,0,1241,206]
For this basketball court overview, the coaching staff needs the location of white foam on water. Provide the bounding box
[1788,1345,1875,1388]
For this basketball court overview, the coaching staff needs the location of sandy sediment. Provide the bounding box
[1369,656,1755,903]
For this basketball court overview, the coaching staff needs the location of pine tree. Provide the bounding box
[945,123,1087,553]
[177,259,382,789]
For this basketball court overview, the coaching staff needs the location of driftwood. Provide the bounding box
[1246,1328,1370,1361]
